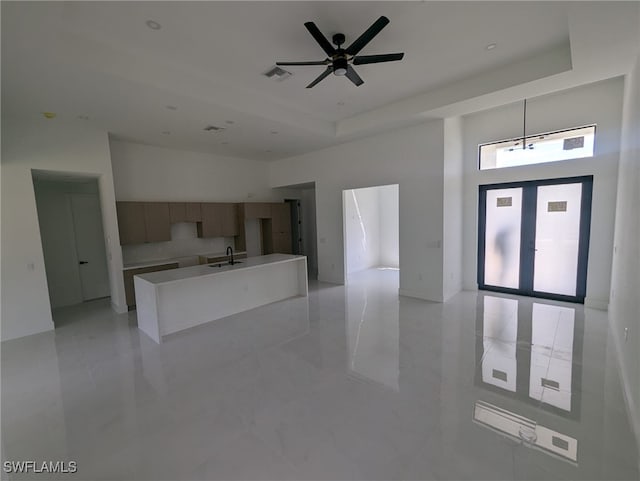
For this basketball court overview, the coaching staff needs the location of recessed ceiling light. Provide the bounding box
[165,105,177,111]
[270,130,278,135]
[221,141,229,145]
[42,112,56,119]
[266,150,272,153]
[162,131,170,135]
[146,20,161,30]
[337,101,345,106]
[486,43,497,51]
[77,115,89,120]
[225,120,235,125]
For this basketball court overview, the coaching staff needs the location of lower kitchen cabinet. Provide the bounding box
[123,263,179,309]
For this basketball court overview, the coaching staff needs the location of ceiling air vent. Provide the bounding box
[203,125,225,132]
[263,65,292,81]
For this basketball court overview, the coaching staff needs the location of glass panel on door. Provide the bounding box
[484,188,523,289]
[533,183,582,296]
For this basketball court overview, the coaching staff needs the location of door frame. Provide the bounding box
[477,175,593,303]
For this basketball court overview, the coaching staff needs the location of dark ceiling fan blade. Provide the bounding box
[345,66,364,86]
[353,52,404,65]
[276,60,330,66]
[345,16,390,56]
[304,22,336,56]
[306,66,333,88]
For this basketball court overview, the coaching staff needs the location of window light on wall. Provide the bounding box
[478,100,596,171]
[479,125,596,170]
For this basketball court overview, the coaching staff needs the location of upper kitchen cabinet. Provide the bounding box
[198,202,240,237]
[143,203,171,242]
[198,203,239,238]
[271,203,290,234]
[198,203,223,238]
[243,202,272,219]
[116,202,147,245]
[270,203,292,254]
[116,202,171,244]
[169,202,202,223]
[220,203,239,236]
[185,203,202,222]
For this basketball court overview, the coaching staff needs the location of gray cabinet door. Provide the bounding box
[198,203,223,238]
[144,203,171,242]
[116,202,146,245]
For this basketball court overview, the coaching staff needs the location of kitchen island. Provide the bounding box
[134,254,308,343]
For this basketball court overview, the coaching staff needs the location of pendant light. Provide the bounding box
[508,99,534,152]
[522,99,527,150]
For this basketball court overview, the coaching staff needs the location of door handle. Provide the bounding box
[79,261,88,265]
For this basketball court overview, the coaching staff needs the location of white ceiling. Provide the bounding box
[2,1,639,161]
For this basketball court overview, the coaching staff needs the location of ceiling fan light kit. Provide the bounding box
[276,16,405,88]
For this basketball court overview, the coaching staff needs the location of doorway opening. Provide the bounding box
[478,176,593,303]
[32,171,110,323]
[343,184,399,284]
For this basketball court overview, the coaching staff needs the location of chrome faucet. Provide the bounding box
[226,246,234,265]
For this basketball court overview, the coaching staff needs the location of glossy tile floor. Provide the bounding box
[2,269,638,480]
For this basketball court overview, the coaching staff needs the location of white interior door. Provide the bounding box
[70,194,110,301]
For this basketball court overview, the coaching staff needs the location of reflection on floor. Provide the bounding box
[1,269,638,480]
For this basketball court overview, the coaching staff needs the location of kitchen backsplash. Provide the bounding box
[122,222,235,265]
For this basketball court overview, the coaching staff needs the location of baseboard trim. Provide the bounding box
[609,318,640,465]
[399,288,440,303]
[111,300,128,314]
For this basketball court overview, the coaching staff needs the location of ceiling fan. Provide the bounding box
[276,16,404,88]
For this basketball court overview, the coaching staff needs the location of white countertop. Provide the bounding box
[134,254,305,285]
[123,251,247,270]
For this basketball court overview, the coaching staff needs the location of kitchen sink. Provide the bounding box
[209,261,243,268]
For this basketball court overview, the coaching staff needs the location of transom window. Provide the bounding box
[479,125,596,170]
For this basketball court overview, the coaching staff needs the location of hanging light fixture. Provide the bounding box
[507,99,535,152]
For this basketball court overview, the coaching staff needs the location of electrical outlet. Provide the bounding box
[624,327,629,342]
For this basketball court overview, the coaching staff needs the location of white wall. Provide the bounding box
[462,77,624,309]
[1,117,126,341]
[344,184,399,275]
[270,120,446,302]
[610,54,640,452]
[344,187,381,275]
[300,188,318,279]
[110,140,289,202]
[443,117,464,301]
[378,184,400,268]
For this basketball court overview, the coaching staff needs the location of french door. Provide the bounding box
[478,176,593,303]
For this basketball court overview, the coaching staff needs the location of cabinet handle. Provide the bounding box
[79,261,89,265]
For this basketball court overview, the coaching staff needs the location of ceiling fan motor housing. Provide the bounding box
[333,57,348,76]
[332,33,346,46]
